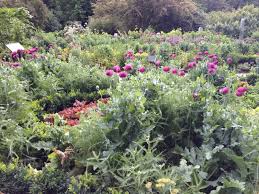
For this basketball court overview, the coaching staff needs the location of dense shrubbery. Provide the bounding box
[206,5,259,38]
[0,7,33,49]
[89,0,204,33]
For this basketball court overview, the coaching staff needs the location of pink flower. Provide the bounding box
[212,55,218,61]
[124,63,133,71]
[28,47,38,54]
[198,52,203,55]
[125,50,135,60]
[170,54,177,59]
[163,66,170,72]
[105,70,113,77]
[138,49,143,54]
[172,68,178,74]
[208,54,214,58]
[208,68,217,75]
[113,65,121,73]
[195,56,202,61]
[193,92,199,100]
[178,70,185,77]
[138,67,145,73]
[119,71,128,78]
[155,60,161,67]
[219,87,230,95]
[227,57,233,65]
[204,51,209,55]
[188,62,196,69]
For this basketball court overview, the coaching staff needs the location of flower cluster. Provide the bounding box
[125,50,135,60]
[11,47,39,62]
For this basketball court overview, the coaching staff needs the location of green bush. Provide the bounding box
[0,7,33,48]
[206,5,259,38]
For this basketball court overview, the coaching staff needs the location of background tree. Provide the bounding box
[89,0,204,33]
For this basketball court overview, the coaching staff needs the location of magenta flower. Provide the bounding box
[28,47,39,54]
[204,51,209,55]
[105,70,113,77]
[178,70,185,77]
[236,91,244,97]
[172,68,178,74]
[227,57,233,65]
[237,87,248,93]
[208,68,217,75]
[124,63,133,71]
[235,86,248,96]
[198,52,203,56]
[138,67,145,73]
[138,49,143,54]
[213,60,219,65]
[113,65,121,73]
[163,66,170,72]
[207,63,218,69]
[219,87,230,95]
[119,71,128,78]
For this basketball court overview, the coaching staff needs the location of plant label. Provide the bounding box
[6,43,25,52]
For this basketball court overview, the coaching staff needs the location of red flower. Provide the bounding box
[67,120,79,126]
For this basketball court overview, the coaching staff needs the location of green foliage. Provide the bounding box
[0,7,33,48]
[206,5,259,38]
[70,112,110,163]
[89,0,204,33]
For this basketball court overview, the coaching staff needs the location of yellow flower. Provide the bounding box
[171,188,180,194]
[141,52,148,57]
[157,178,175,185]
[135,53,141,57]
[145,182,152,190]
[155,183,165,188]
